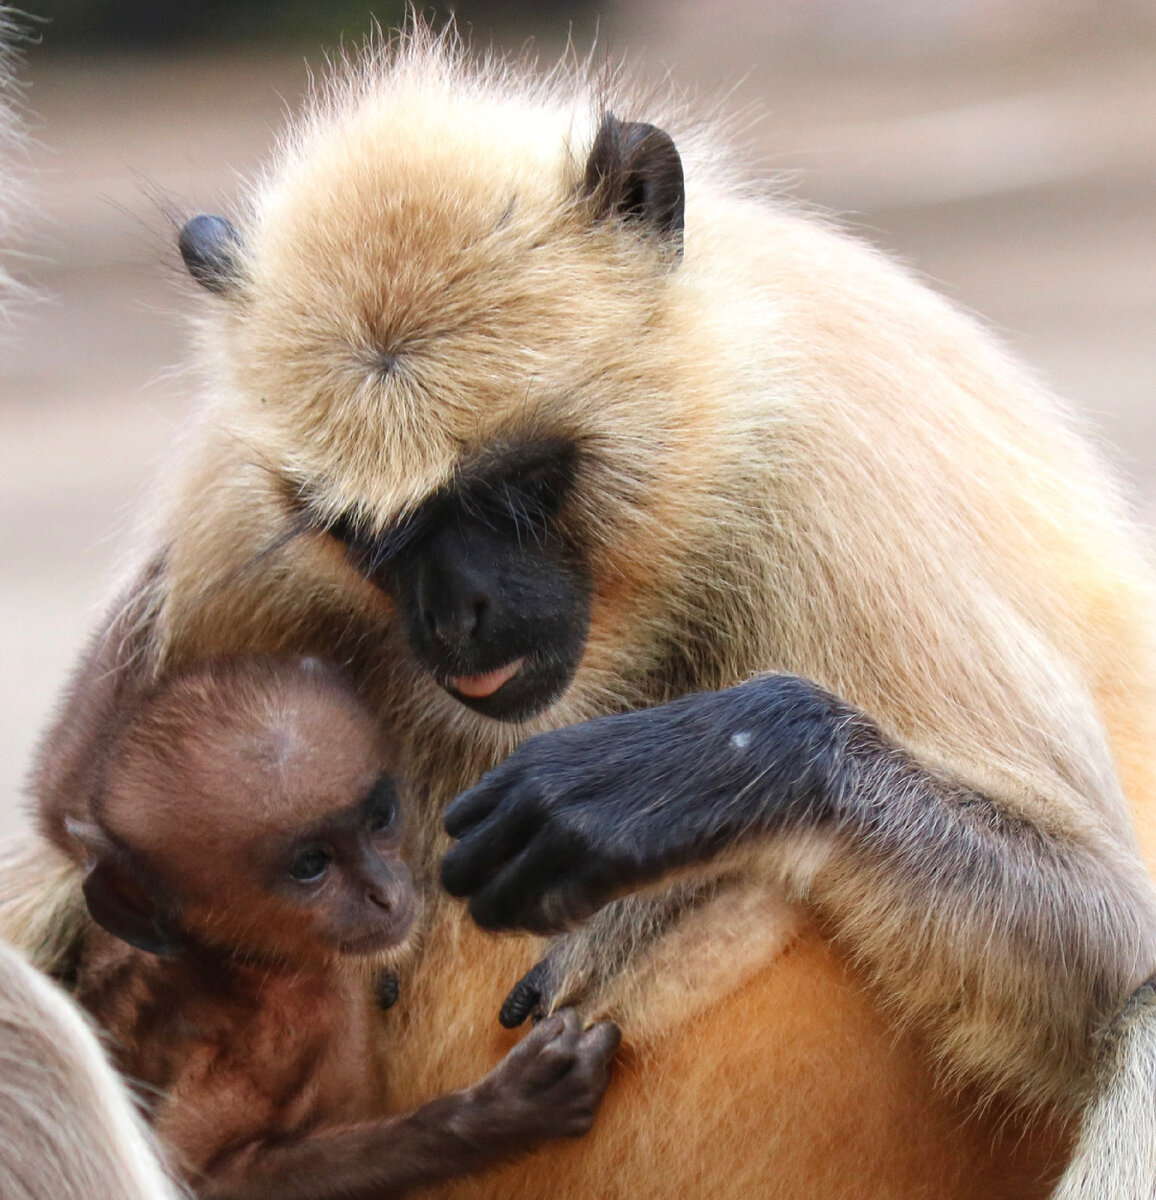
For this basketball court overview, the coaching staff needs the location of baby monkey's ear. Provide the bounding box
[65,819,183,958]
[178,214,245,296]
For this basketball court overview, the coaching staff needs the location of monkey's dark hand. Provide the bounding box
[465,1008,621,1145]
[442,675,851,933]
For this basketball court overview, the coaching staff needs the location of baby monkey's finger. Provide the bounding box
[578,1020,622,1065]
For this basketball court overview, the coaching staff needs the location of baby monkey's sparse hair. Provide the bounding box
[65,655,618,1200]
[68,657,413,966]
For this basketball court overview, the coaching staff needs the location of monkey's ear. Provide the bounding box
[66,819,182,958]
[178,214,244,296]
[583,112,685,261]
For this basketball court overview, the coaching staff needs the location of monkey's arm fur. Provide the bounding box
[445,673,1156,1110]
[193,1011,618,1200]
[1050,976,1156,1198]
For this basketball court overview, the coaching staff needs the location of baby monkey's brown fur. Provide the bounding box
[66,658,619,1200]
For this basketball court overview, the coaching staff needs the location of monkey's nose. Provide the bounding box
[421,594,487,649]
[367,886,393,911]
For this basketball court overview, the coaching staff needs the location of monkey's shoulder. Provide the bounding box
[76,935,357,1100]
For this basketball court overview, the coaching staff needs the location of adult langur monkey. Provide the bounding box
[6,23,1156,1200]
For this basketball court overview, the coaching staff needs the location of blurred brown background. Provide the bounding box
[3,0,1155,834]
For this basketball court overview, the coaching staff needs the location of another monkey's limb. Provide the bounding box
[0,942,180,1200]
[443,674,1156,1109]
[199,1010,620,1200]
[1050,976,1156,1199]
[500,886,717,1028]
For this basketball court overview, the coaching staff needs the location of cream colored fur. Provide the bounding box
[0,834,87,972]
[7,22,1156,1198]
[0,939,181,1200]
[1052,981,1156,1199]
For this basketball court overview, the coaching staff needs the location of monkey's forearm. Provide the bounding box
[804,722,1155,1107]
[444,674,1156,1106]
[202,1011,617,1200]
[199,1092,528,1200]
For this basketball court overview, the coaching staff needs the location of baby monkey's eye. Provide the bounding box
[365,775,398,834]
[289,846,332,884]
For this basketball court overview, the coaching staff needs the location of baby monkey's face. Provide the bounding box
[259,771,416,959]
[81,657,418,968]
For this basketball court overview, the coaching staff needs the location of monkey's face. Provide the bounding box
[328,442,593,722]
[90,658,416,965]
[177,85,689,729]
[254,773,417,961]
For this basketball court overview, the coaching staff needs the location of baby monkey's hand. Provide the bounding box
[461,1008,620,1147]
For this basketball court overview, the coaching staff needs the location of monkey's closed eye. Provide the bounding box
[365,775,399,833]
[289,846,332,884]
[368,809,396,834]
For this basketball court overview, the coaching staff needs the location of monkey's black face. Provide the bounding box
[329,442,593,723]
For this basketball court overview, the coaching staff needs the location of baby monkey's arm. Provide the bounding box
[200,1010,620,1200]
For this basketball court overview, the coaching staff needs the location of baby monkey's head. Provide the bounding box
[69,657,415,967]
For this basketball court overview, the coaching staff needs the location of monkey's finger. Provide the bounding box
[443,777,507,838]
[476,846,627,935]
[499,978,539,1029]
[578,1021,622,1066]
[510,1011,564,1056]
[518,1008,584,1088]
[465,831,588,931]
[441,802,543,898]
[499,961,550,1029]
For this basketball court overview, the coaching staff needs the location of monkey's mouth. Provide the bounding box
[435,649,582,723]
[339,897,417,957]
[339,926,410,957]
[448,659,525,699]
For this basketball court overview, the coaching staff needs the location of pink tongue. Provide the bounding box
[451,660,524,698]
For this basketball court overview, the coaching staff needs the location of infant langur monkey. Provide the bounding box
[65,657,620,1200]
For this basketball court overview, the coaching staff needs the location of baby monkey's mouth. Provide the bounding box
[339,892,417,958]
[447,659,525,699]
[339,925,410,957]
